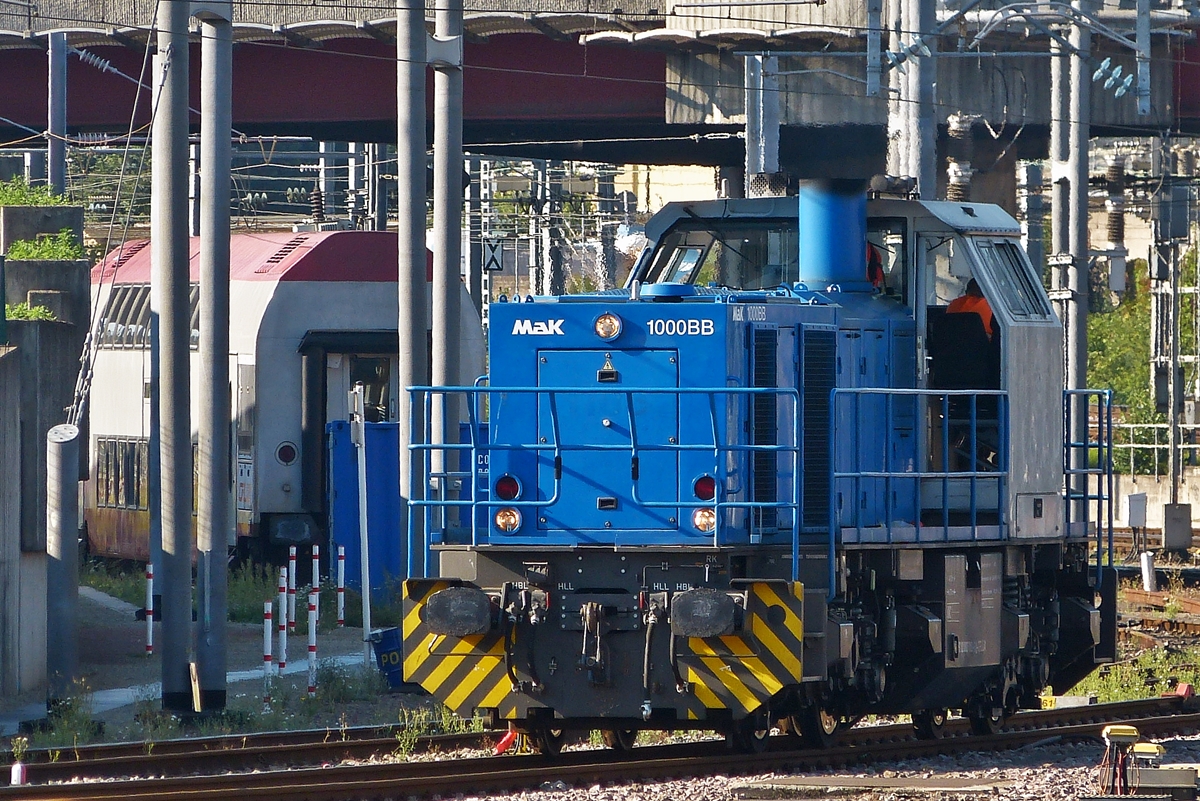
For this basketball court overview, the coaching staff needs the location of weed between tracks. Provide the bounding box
[393,707,485,757]
[1071,643,1200,701]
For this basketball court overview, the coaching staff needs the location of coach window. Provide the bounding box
[350,356,391,423]
[95,437,150,510]
[98,283,201,350]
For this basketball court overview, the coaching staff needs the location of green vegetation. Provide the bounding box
[1069,644,1200,702]
[393,705,484,757]
[4,302,56,321]
[1086,257,1180,474]
[0,178,67,207]
[1088,259,1154,419]
[79,560,145,607]
[22,680,102,750]
[6,228,85,260]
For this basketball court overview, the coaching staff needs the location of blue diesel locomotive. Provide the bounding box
[401,183,1115,752]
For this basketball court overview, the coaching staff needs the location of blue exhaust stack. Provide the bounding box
[797,180,867,289]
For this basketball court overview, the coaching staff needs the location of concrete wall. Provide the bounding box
[0,206,83,256]
[5,259,89,329]
[666,43,1175,133]
[5,258,91,477]
[0,346,45,698]
[1114,470,1200,529]
[7,320,78,553]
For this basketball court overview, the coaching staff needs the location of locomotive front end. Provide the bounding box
[403,289,818,744]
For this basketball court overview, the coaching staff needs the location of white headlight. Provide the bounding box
[594,312,623,341]
[494,508,522,533]
[692,507,716,532]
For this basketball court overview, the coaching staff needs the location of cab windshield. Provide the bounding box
[642,219,798,290]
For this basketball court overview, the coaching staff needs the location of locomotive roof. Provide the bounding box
[92,230,433,285]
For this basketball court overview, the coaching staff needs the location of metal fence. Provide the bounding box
[1111,422,1200,475]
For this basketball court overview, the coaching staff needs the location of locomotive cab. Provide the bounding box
[402,184,1114,751]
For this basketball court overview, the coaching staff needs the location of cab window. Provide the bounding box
[974,240,1054,320]
[925,235,975,306]
[867,217,908,303]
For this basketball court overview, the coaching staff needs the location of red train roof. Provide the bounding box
[92,230,434,284]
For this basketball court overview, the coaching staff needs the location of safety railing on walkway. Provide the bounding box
[405,384,806,580]
[828,388,1009,600]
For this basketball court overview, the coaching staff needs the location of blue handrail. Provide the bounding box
[405,384,804,580]
[827,388,1010,601]
[1063,389,1114,583]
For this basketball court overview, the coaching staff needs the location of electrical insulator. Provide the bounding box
[310,188,325,222]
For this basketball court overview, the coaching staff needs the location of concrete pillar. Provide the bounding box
[152,0,194,713]
[47,33,67,196]
[1050,39,1070,293]
[397,0,429,574]
[0,347,29,698]
[911,0,937,198]
[1066,9,1091,395]
[45,423,79,702]
[196,2,232,712]
[886,0,905,178]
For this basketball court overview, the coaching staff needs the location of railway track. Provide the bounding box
[1,697,1194,800]
[11,727,493,784]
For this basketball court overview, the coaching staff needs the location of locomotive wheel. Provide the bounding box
[911,708,948,740]
[600,729,638,751]
[967,707,1005,736]
[794,705,841,748]
[532,727,566,755]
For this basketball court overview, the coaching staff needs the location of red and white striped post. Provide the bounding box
[145,564,154,655]
[277,567,288,670]
[307,589,318,698]
[336,546,345,627]
[263,600,273,707]
[311,544,320,623]
[287,546,297,633]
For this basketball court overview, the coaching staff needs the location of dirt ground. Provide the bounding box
[2,589,431,741]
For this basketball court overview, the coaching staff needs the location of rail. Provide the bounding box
[828,388,1009,601]
[406,384,805,580]
[1064,389,1115,583]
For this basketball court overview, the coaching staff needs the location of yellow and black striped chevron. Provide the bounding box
[677,581,804,719]
[402,579,514,717]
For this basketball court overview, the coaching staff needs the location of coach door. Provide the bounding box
[325,353,400,424]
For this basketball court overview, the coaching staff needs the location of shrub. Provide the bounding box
[4,302,56,321]
[0,178,66,207]
[6,228,84,260]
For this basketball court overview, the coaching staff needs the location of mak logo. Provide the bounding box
[511,319,565,335]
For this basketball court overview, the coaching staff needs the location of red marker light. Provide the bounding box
[495,475,521,500]
[693,475,716,501]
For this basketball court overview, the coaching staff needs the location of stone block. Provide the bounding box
[0,206,83,256]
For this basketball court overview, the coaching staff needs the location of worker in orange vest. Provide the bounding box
[947,278,994,339]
